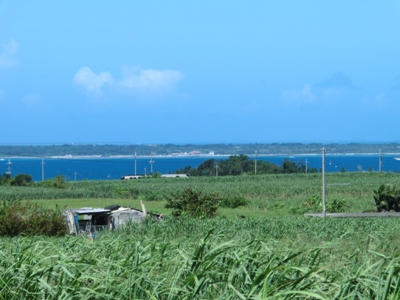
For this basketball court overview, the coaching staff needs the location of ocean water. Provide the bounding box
[1,154,399,182]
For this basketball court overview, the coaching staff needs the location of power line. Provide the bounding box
[150,152,155,174]
[254,150,258,174]
[6,159,12,175]
[305,159,308,174]
[41,159,45,181]
[322,147,326,218]
[134,152,137,175]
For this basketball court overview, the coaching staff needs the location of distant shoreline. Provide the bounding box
[2,152,400,159]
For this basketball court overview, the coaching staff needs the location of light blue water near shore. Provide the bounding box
[1,154,400,181]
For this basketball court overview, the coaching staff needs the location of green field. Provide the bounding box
[2,172,400,298]
[5,172,400,215]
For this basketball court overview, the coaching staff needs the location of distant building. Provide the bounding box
[189,150,201,155]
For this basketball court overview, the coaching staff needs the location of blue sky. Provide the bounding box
[1,1,400,144]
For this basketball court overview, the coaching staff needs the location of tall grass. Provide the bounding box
[2,217,400,299]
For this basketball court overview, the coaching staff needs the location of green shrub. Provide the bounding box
[291,195,349,214]
[302,195,322,212]
[35,175,67,189]
[327,198,349,213]
[10,174,33,186]
[0,173,12,185]
[165,187,220,217]
[219,196,248,208]
[373,184,400,212]
[0,201,67,236]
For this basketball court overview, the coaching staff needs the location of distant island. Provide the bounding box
[0,143,399,157]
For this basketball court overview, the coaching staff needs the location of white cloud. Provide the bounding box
[281,84,317,108]
[120,67,184,94]
[73,66,184,98]
[0,39,19,68]
[72,67,113,96]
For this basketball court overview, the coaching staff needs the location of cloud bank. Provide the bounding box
[120,67,184,93]
[73,66,184,97]
[0,39,19,68]
[73,67,113,96]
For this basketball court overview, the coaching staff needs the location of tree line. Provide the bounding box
[0,173,32,186]
[176,155,318,176]
[0,173,67,188]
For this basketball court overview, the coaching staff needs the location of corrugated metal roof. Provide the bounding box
[67,208,111,214]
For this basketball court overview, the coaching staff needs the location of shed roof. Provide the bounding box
[67,208,111,215]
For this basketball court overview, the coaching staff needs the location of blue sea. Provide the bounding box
[1,154,400,182]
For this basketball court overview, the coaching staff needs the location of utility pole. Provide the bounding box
[305,159,308,174]
[149,152,155,174]
[254,150,258,174]
[322,148,326,218]
[6,159,11,175]
[215,163,219,177]
[379,149,382,172]
[144,167,147,176]
[41,159,45,181]
[134,152,137,175]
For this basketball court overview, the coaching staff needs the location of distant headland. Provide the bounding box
[0,143,399,157]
